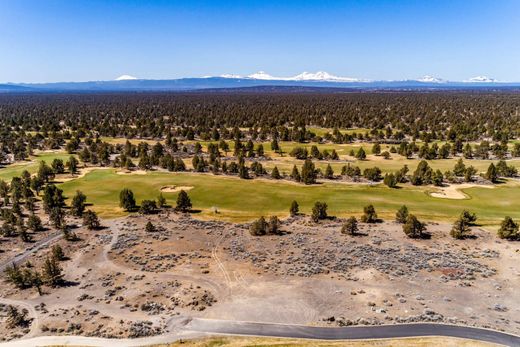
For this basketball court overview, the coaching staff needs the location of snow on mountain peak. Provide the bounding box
[465,76,497,83]
[417,75,444,83]
[246,71,279,80]
[115,74,138,81]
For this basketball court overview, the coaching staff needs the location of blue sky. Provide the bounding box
[1,0,519,83]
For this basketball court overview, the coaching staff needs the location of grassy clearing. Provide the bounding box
[0,152,73,181]
[57,169,520,226]
[153,335,497,347]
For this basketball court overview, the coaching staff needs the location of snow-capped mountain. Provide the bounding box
[246,71,280,80]
[464,76,497,83]
[115,74,138,81]
[291,71,364,82]
[219,71,364,82]
[417,75,445,83]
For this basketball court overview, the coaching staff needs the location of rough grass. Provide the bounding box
[154,336,497,347]
[57,169,520,226]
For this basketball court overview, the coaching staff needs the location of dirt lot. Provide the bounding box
[1,211,519,341]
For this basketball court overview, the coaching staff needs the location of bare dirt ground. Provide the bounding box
[1,212,519,342]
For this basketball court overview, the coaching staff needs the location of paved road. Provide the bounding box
[185,318,520,346]
[0,231,62,272]
[1,318,519,346]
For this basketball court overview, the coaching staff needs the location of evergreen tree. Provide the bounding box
[139,200,157,214]
[497,216,519,240]
[119,188,136,211]
[324,164,334,179]
[70,190,87,217]
[271,166,281,179]
[341,216,359,235]
[361,204,378,223]
[285,199,298,216]
[395,205,409,224]
[450,218,470,239]
[485,163,498,183]
[176,190,192,212]
[291,165,301,182]
[311,201,328,222]
[157,193,167,208]
[249,216,267,236]
[356,147,366,160]
[42,255,63,287]
[301,159,317,184]
[83,210,100,230]
[402,214,426,239]
[145,221,156,233]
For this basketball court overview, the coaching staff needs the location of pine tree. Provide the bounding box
[341,217,358,235]
[301,159,317,184]
[395,205,409,224]
[485,163,498,183]
[70,190,87,217]
[119,188,136,211]
[176,190,192,212]
[450,218,469,239]
[497,216,519,240]
[291,165,301,182]
[324,164,334,179]
[271,166,281,179]
[42,255,63,287]
[289,200,299,217]
[83,210,100,230]
[356,147,366,160]
[402,214,426,239]
[157,193,167,208]
[311,202,328,222]
[361,204,378,223]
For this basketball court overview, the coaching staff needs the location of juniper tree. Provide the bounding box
[176,190,192,212]
[361,204,378,223]
[395,205,409,224]
[311,201,328,222]
[341,217,359,236]
[83,210,100,230]
[289,200,299,217]
[119,188,136,211]
[497,216,519,240]
[402,214,426,239]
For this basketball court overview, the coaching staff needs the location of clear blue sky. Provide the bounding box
[1,0,519,83]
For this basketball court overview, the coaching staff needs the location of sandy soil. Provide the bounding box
[430,183,494,199]
[1,212,519,342]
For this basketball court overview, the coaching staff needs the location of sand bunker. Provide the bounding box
[430,183,494,200]
[160,185,194,193]
[116,169,148,175]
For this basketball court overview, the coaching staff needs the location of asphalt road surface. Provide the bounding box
[2,318,519,347]
[186,318,520,346]
[0,231,62,272]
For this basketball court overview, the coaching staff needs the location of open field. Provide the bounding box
[55,168,520,226]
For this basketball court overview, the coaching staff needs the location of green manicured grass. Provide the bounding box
[57,169,520,226]
[0,152,73,181]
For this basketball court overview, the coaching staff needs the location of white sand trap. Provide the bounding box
[160,185,194,193]
[116,169,148,175]
[430,183,494,200]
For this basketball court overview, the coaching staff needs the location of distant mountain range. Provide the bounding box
[0,71,518,93]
